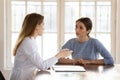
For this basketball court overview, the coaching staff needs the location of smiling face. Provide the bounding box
[75,21,90,38]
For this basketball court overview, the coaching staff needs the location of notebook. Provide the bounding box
[52,65,86,72]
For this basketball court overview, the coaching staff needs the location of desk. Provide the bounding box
[35,64,120,80]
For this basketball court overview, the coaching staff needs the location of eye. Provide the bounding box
[79,26,83,29]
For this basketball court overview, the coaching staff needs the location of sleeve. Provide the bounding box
[61,39,73,50]
[21,39,58,70]
[94,39,114,65]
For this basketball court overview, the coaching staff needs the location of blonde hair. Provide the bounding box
[13,13,44,56]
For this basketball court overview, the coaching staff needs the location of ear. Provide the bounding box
[36,24,39,30]
[87,30,91,34]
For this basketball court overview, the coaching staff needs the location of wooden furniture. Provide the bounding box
[35,64,120,80]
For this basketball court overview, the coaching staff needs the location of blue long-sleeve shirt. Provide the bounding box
[62,38,114,65]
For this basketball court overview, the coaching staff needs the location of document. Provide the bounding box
[53,65,86,72]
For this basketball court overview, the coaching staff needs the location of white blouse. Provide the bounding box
[9,37,58,80]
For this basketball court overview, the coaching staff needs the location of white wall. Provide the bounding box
[0,0,120,79]
[0,0,4,66]
[0,0,11,79]
[0,0,4,75]
[116,0,120,64]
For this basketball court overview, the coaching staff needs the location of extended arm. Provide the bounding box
[78,59,105,65]
[57,58,106,65]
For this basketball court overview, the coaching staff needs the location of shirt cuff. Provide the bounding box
[104,58,114,65]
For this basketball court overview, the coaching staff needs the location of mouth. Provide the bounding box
[76,32,80,35]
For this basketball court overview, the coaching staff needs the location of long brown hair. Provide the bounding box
[13,13,44,56]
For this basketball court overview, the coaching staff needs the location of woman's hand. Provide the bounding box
[77,59,90,66]
[55,49,72,59]
[58,58,77,65]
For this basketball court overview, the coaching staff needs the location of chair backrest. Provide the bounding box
[0,71,5,80]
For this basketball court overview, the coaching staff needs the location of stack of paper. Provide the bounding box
[53,65,86,72]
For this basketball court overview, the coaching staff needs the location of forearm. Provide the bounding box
[57,58,105,65]
[82,59,105,65]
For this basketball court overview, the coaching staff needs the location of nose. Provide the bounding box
[76,28,80,32]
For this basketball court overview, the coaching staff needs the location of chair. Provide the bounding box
[0,71,5,80]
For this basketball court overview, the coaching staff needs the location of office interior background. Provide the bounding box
[0,0,120,79]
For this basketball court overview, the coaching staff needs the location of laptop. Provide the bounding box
[52,65,86,72]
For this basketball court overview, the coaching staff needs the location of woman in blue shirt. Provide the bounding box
[58,17,114,65]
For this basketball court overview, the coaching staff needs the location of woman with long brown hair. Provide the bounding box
[9,13,71,80]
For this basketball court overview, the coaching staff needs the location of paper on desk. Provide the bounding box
[53,65,86,72]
